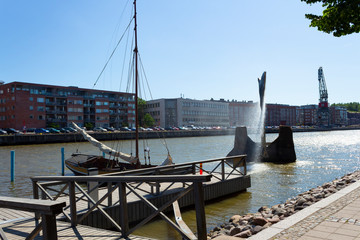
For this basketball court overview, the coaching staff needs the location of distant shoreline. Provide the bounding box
[1,126,359,146]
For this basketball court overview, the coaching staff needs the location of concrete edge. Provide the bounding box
[248,180,360,240]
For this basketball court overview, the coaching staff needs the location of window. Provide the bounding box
[29,97,33,101]
[37,97,44,103]
[38,115,44,120]
[29,106,33,110]
[37,106,44,111]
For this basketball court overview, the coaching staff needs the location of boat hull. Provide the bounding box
[65,153,155,176]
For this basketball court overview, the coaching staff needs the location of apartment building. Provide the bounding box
[297,105,318,126]
[0,82,135,129]
[265,104,297,126]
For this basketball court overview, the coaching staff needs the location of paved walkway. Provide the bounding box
[248,180,360,240]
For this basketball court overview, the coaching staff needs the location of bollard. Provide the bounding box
[102,152,105,158]
[87,168,99,209]
[200,162,203,175]
[10,150,15,182]
[61,147,65,176]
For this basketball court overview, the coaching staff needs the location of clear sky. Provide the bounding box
[0,0,358,106]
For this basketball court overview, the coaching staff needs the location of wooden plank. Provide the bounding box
[0,217,154,240]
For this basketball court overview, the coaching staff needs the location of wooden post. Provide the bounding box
[69,181,77,226]
[42,214,58,240]
[10,150,15,182]
[118,182,129,236]
[87,168,99,209]
[61,147,65,176]
[107,182,112,206]
[194,182,206,240]
[221,159,225,181]
[32,180,40,220]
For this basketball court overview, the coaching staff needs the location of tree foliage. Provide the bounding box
[301,0,360,37]
[137,98,146,126]
[331,102,360,112]
[143,113,155,127]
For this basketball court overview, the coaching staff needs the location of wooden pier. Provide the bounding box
[1,155,250,239]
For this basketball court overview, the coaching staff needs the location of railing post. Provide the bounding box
[107,182,112,206]
[69,181,77,226]
[32,180,41,220]
[194,182,206,240]
[61,147,65,176]
[192,163,196,174]
[10,150,15,182]
[221,159,225,181]
[87,168,99,209]
[243,157,247,175]
[118,182,129,236]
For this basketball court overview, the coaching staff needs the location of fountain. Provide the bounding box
[227,72,296,163]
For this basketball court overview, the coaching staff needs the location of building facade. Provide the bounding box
[296,105,318,126]
[330,106,348,126]
[228,101,258,127]
[0,82,135,129]
[265,104,297,126]
[145,98,230,128]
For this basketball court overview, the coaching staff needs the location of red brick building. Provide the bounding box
[297,105,318,126]
[0,82,135,130]
[265,104,297,126]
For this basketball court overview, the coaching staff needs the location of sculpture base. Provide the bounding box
[227,126,296,163]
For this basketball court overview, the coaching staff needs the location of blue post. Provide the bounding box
[61,147,65,176]
[103,152,105,158]
[10,150,15,182]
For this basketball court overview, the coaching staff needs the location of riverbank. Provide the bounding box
[208,170,360,239]
[1,126,359,146]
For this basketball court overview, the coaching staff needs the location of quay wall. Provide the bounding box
[1,126,359,146]
[0,129,235,146]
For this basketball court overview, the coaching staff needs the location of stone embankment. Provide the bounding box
[208,170,360,239]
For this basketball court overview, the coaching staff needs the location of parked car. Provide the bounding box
[35,128,50,134]
[63,127,77,132]
[46,128,60,133]
[26,128,36,133]
[93,127,107,132]
[59,128,70,133]
[105,127,115,132]
[4,128,22,134]
[0,129,7,134]
[120,127,131,131]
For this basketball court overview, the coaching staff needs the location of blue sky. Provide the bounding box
[0,0,358,106]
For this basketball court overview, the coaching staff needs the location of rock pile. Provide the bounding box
[208,171,360,239]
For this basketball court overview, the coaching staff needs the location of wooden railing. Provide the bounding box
[0,196,66,240]
[32,174,212,240]
[30,155,246,240]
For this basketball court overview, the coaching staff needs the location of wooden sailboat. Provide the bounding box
[65,0,172,176]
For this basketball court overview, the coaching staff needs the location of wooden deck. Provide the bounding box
[0,214,154,240]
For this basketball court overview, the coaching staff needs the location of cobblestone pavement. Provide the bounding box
[271,181,360,240]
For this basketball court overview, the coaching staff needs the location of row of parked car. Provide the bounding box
[0,125,227,135]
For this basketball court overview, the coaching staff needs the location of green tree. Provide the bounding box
[331,102,360,112]
[301,0,360,37]
[137,98,147,127]
[84,122,94,130]
[143,113,155,127]
[47,123,60,129]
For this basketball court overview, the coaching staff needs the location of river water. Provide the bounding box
[1,130,359,239]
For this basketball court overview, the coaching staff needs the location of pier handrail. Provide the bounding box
[104,154,247,177]
[0,196,66,240]
[32,173,212,240]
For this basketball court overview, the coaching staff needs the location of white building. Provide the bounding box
[145,98,230,128]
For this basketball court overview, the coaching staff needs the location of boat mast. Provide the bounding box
[133,0,139,162]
